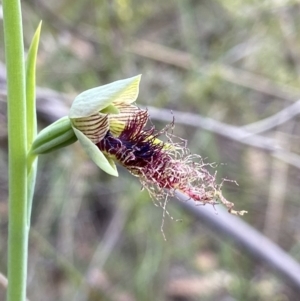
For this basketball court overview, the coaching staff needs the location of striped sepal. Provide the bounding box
[109,104,148,137]
[72,113,109,143]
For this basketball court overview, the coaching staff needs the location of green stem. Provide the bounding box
[2,0,28,300]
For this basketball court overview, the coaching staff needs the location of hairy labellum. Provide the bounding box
[96,110,246,215]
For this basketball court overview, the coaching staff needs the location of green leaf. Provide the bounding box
[27,156,37,225]
[25,21,42,228]
[73,127,118,176]
[69,74,141,118]
[26,21,42,151]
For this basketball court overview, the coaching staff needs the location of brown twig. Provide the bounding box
[174,191,300,291]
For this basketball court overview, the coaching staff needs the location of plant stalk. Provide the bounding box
[2,0,28,300]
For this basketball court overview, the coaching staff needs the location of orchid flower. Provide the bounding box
[69,75,143,177]
[31,75,246,215]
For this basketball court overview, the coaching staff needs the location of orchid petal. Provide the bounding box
[73,127,118,176]
[112,75,141,105]
[69,75,141,118]
[101,104,120,115]
[71,113,109,144]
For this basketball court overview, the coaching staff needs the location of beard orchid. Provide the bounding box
[31,75,246,215]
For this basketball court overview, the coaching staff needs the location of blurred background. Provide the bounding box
[1,0,300,300]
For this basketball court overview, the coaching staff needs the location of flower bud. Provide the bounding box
[31,116,77,154]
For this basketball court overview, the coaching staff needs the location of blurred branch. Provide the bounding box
[128,39,300,102]
[241,99,300,135]
[174,191,300,291]
[0,272,30,301]
[0,272,8,289]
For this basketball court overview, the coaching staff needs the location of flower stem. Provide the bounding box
[2,0,28,300]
